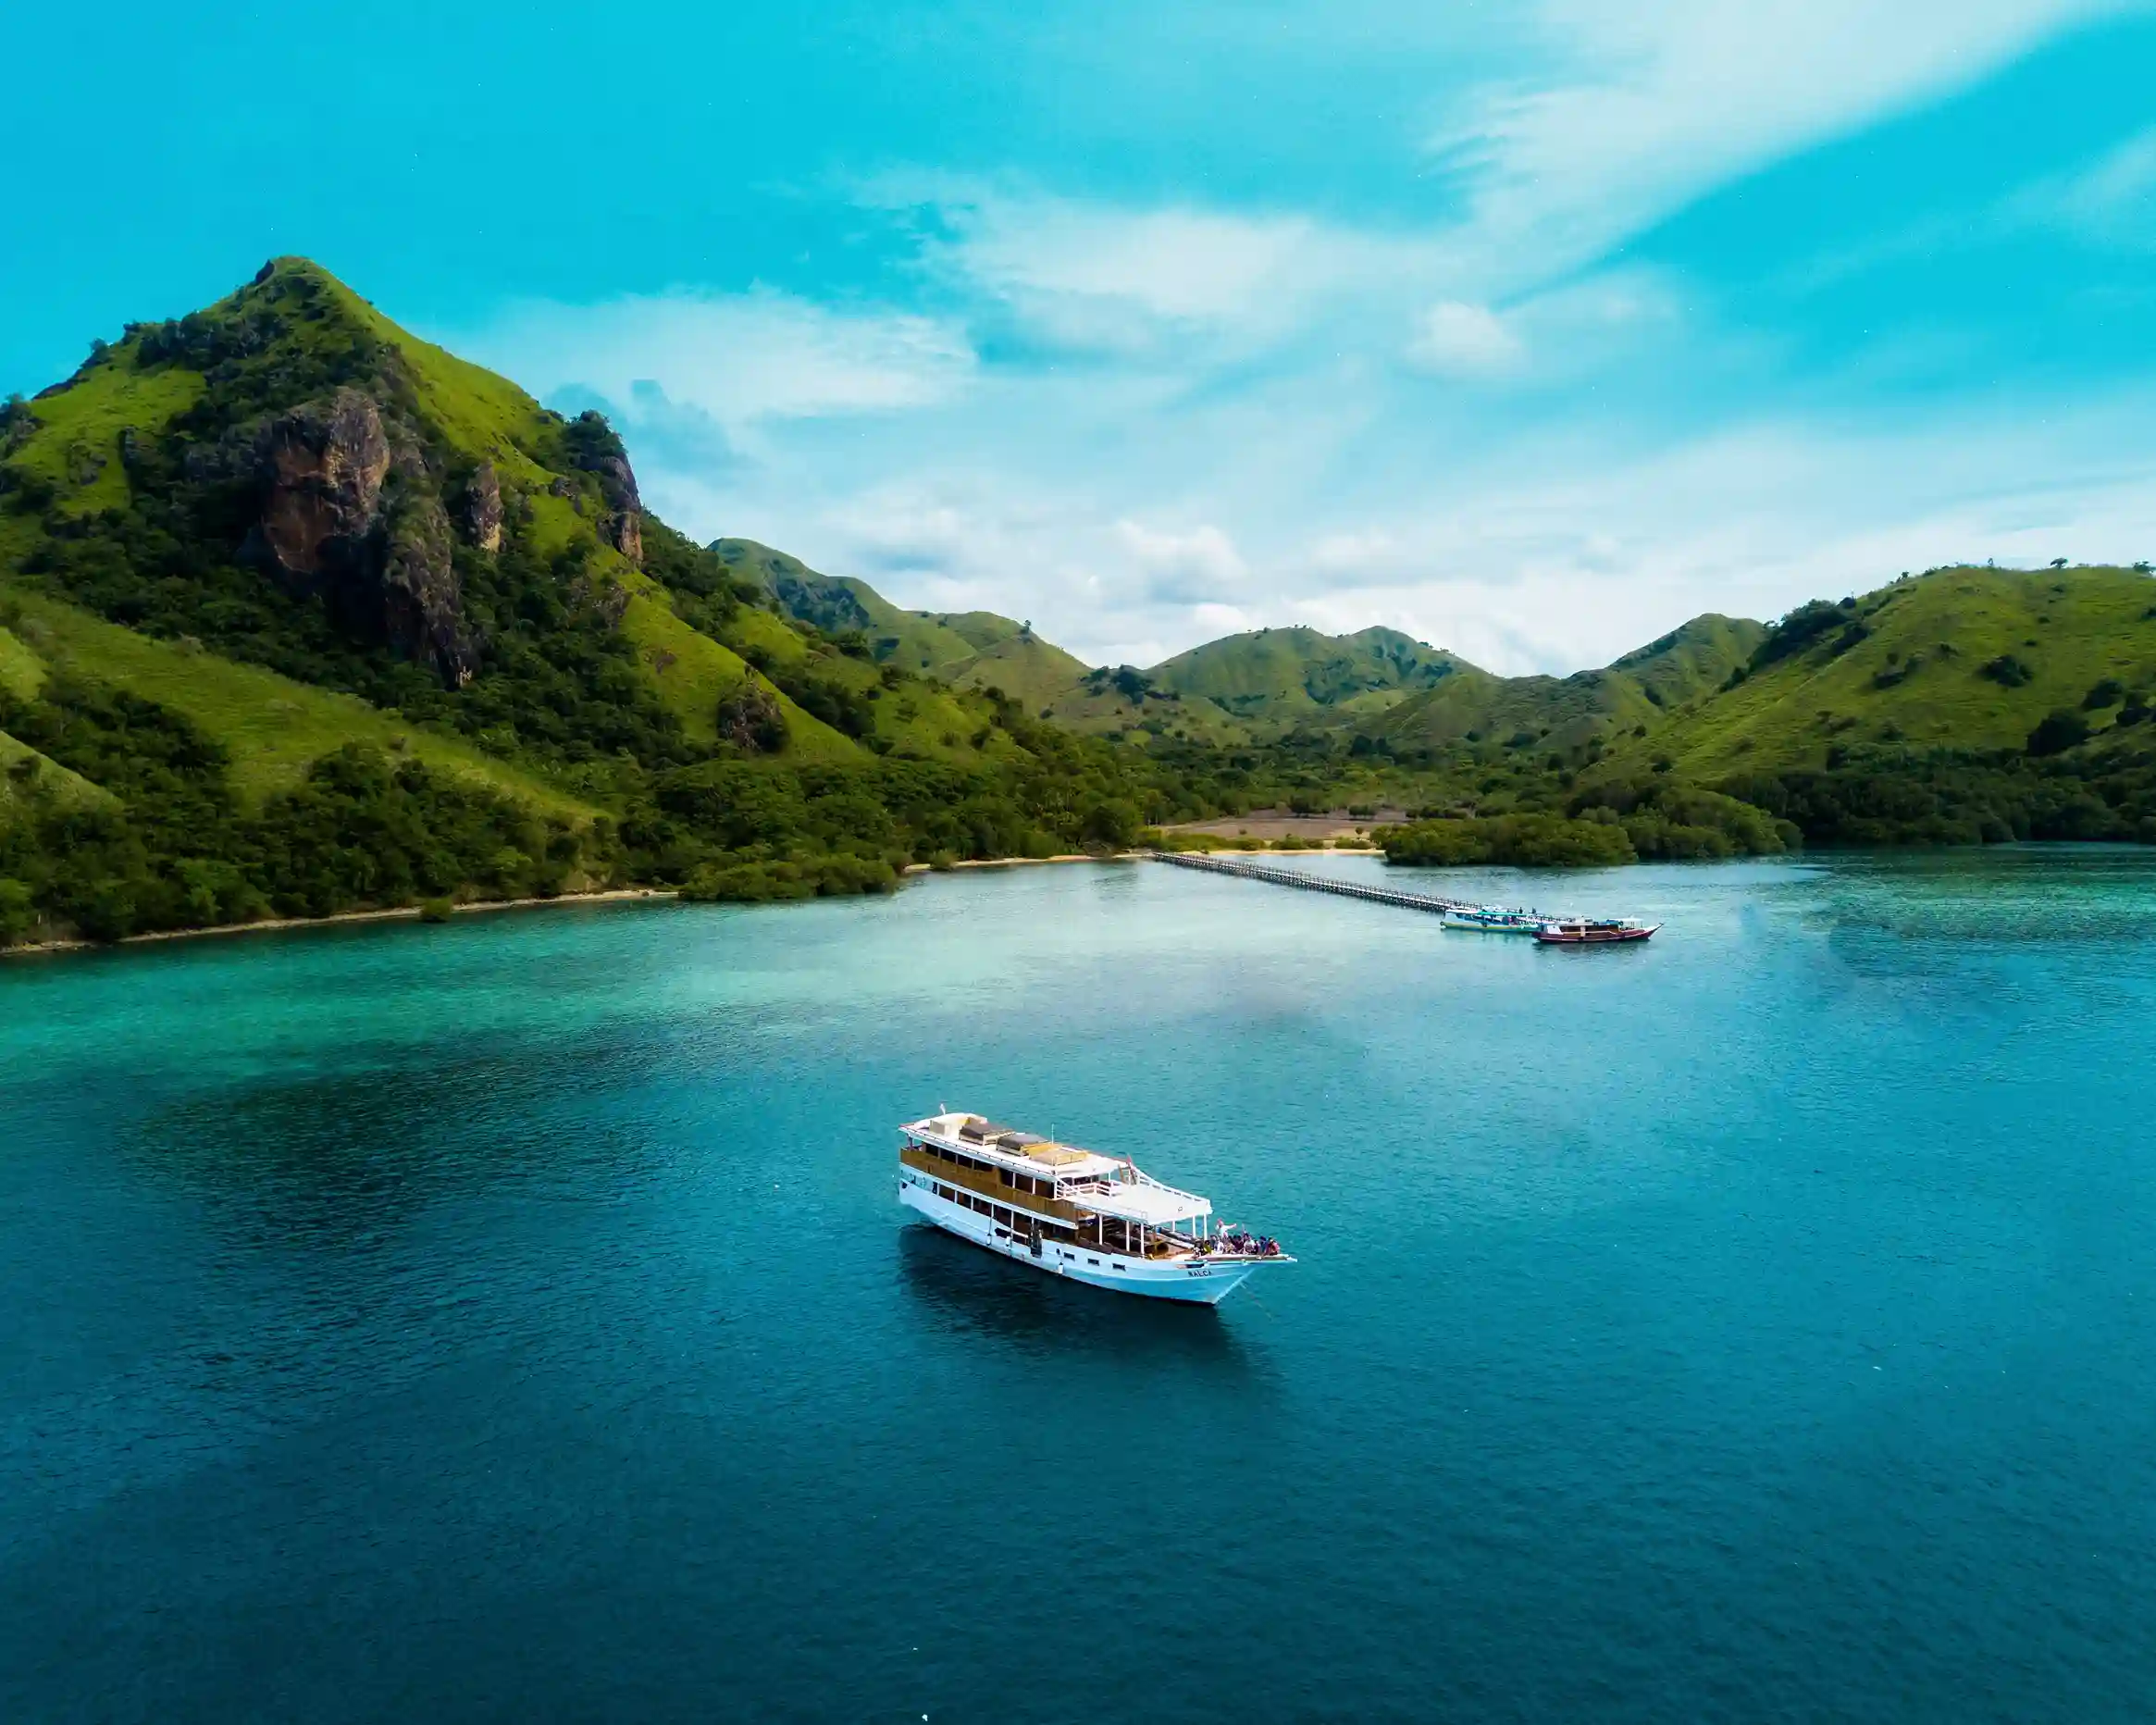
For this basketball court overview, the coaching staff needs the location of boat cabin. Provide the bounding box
[902,1111,1216,1260]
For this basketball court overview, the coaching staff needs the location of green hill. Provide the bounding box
[739,550,1770,754]
[1364,614,1766,753]
[1141,626,1459,729]
[0,258,1201,943]
[716,538,1093,712]
[742,557,1478,743]
[1622,566,2156,777]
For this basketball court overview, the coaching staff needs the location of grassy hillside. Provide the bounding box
[0,590,594,814]
[1155,625,1455,710]
[0,729,102,808]
[1627,566,2156,777]
[716,538,1093,713]
[1610,614,1770,707]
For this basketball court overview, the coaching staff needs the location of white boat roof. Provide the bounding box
[907,1112,1212,1225]
[1075,1180,1211,1226]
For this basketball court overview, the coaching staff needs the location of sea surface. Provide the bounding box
[5,850,2156,1722]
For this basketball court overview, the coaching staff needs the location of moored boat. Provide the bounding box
[1534,917,1659,944]
[1443,904,1563,933]
[897,1111,1292,1305]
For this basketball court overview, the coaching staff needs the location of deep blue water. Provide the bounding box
[5,850,2156,1721]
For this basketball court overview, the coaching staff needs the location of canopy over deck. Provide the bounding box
[1065,1179,1212,1227]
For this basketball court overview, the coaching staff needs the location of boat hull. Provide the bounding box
[898,1177,1267,1305]
[1535,925,1658,944]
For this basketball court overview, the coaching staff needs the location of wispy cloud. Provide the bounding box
[448,289,976,449]
[1427,0,2137,291]
[869,177,1456,357]
[1407,302,1523,377]
[2014,122,2156,243]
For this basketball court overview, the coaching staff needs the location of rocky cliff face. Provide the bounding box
[607,503,643,567]
[252,390,390,577]
[564,410,644,566]
[242,389,480,686]
[588,449,643,565]
[458,460,502,553]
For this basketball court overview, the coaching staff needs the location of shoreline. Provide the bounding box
[900,853,1130,873]
[4,847,1387,960]
[2,887,681,959]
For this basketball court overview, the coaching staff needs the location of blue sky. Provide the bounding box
[9,1,2156,671]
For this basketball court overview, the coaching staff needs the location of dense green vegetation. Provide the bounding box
[0,673,597,938]
[1373,780,1794,867]
[1376,813,1641,867]
[1722,744,2156,846]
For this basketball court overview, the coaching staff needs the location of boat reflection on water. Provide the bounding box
[894,1224,1266,1380]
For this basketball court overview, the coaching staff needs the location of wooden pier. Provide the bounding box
[1148,849,1480,915]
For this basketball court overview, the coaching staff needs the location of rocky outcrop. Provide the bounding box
[242,389,478,686]
[458,461,502,552]
[716,680,787,752]
[588,450,642,565]
[250,389,390,578]
[380,491,480,687]
[564,410,645,566]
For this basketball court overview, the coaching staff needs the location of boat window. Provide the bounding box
[994,1206,1011,1226]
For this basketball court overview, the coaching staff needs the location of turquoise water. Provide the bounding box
[6,850,2156,1720]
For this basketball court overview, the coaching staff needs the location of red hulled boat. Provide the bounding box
[1534,917,1659,945]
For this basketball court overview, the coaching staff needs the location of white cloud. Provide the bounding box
[874,179,1455,355]
[446,289,975,447]
[1114,520,1251,603]
[1264,391,2156,672]
[1408,302,1523,377]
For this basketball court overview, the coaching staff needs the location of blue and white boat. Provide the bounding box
[1442,903,1563,933]
[898,1111,1293,1304]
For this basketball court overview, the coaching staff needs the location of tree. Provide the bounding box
[0,879,33,946]
[1081,798,1141,847]
[2027,711,2090,757]
[2051,557,2070,569]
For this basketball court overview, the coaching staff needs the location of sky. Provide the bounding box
[8,1,2156,673]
